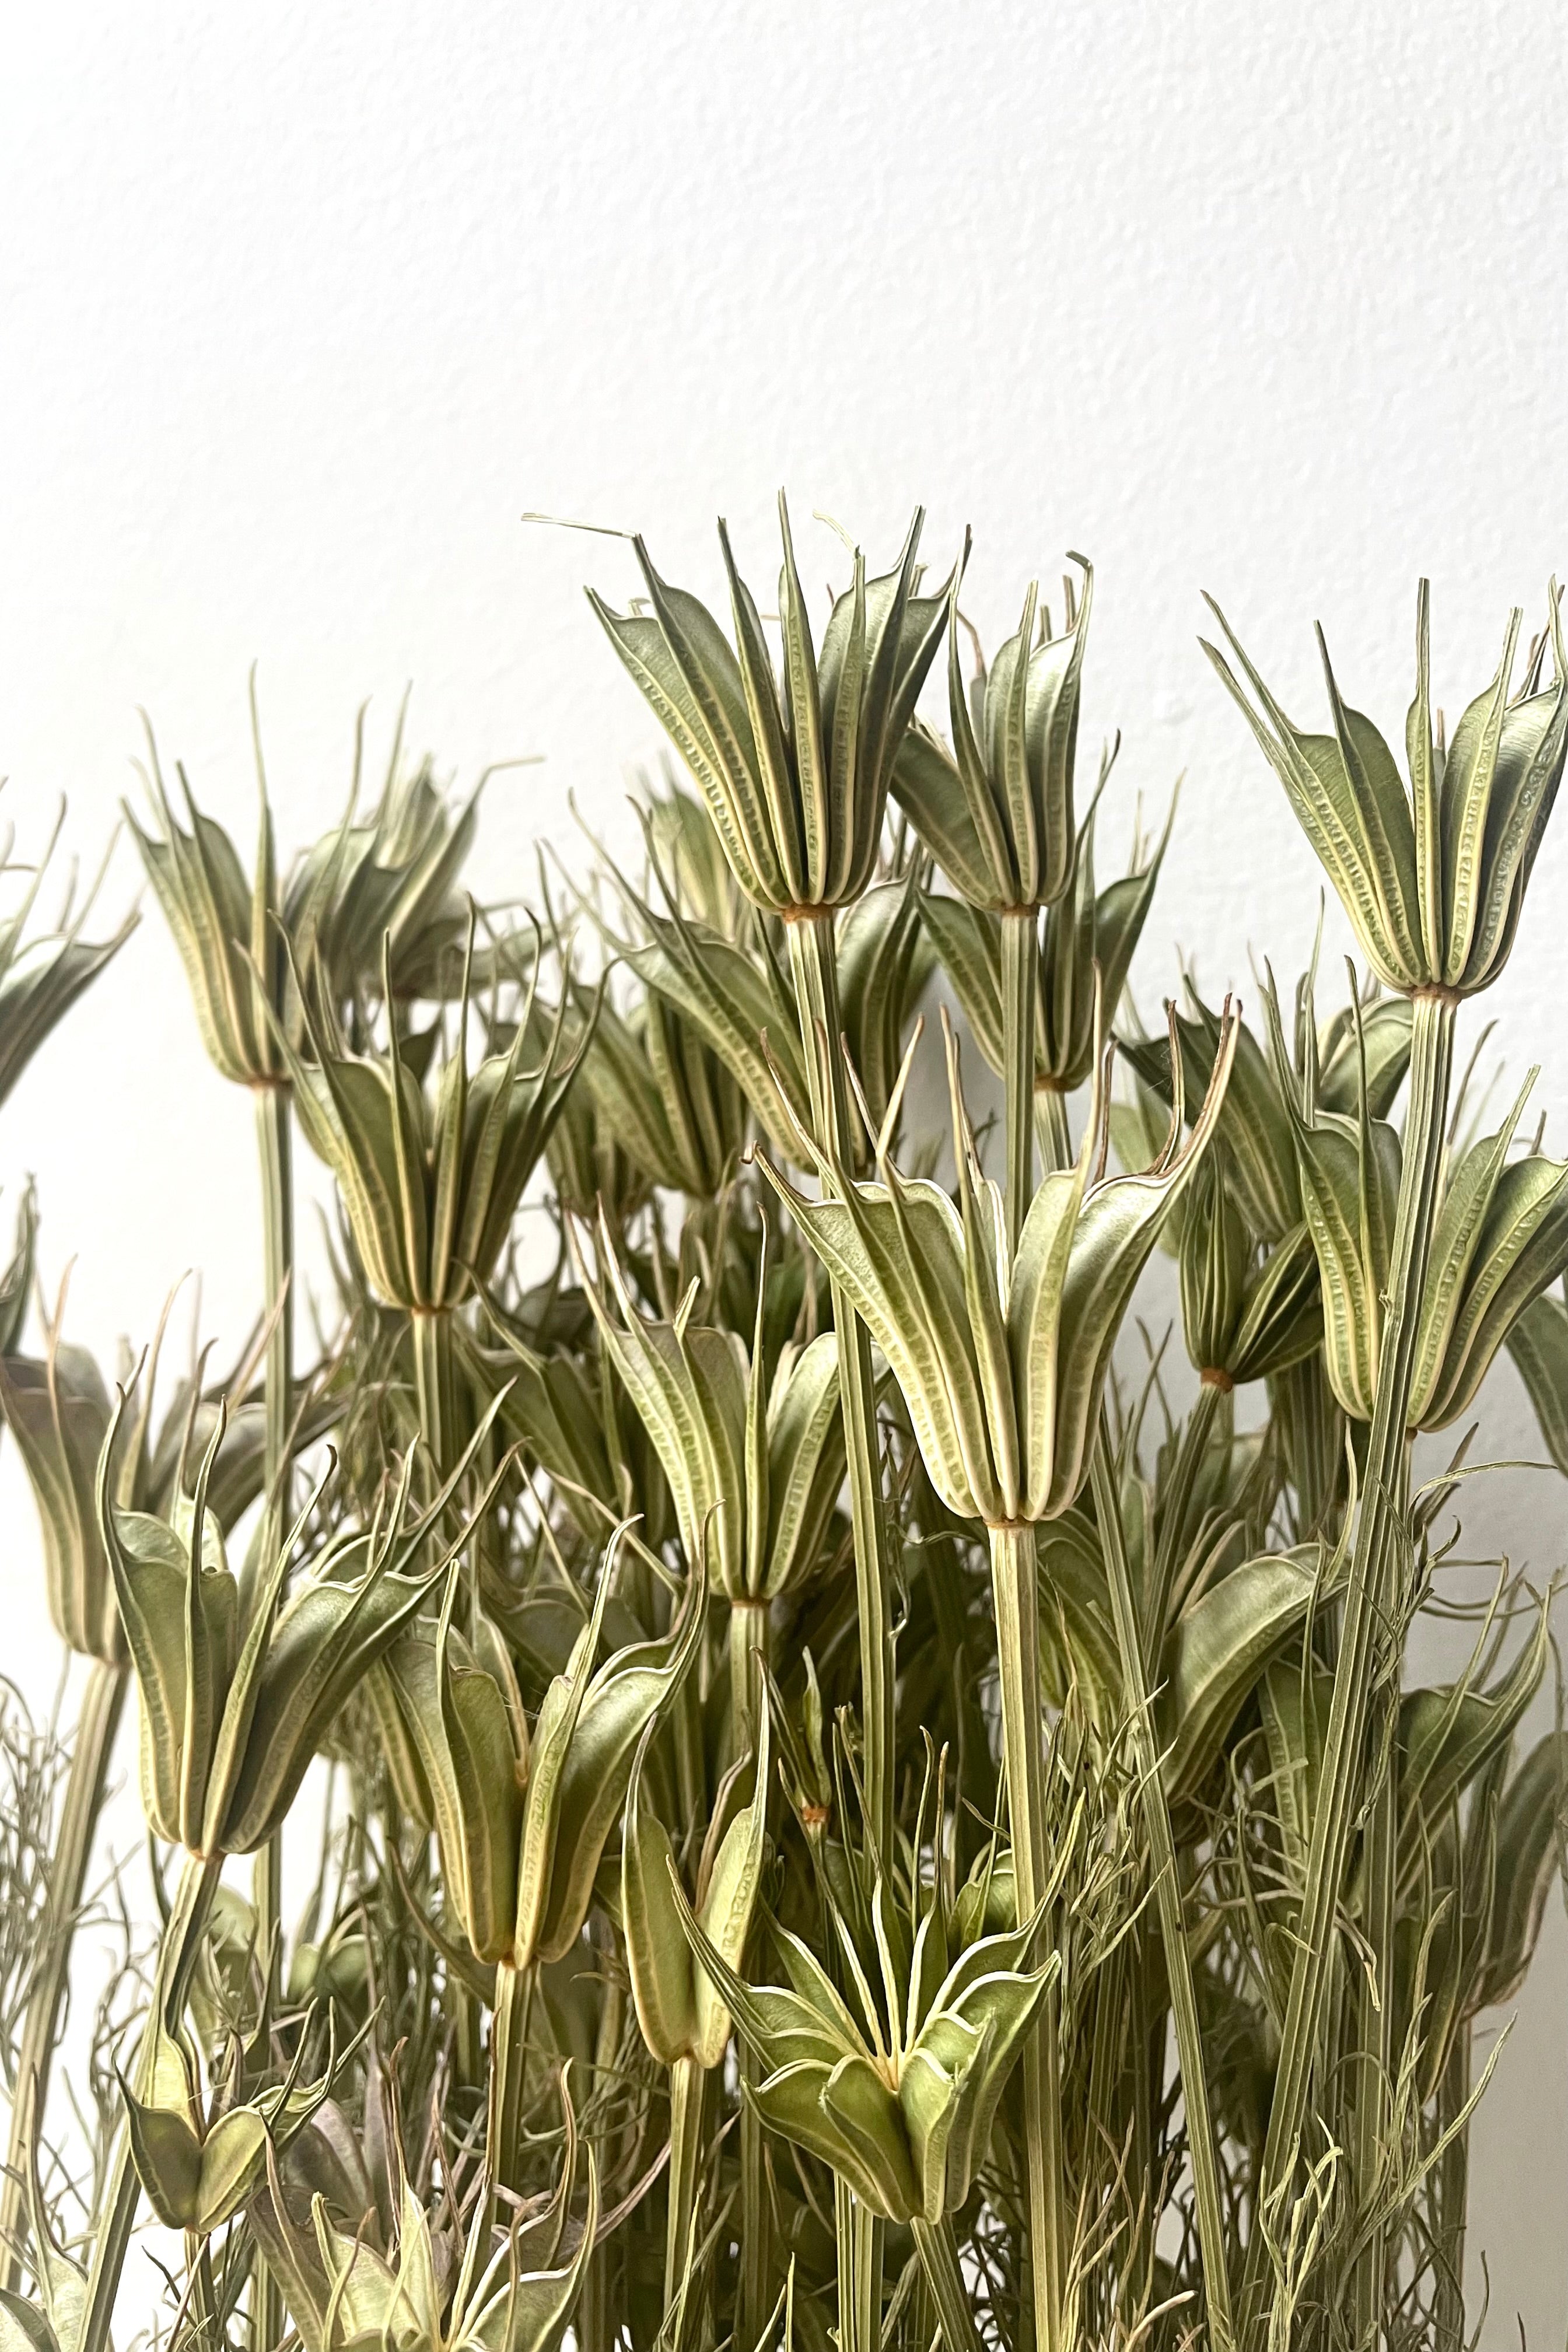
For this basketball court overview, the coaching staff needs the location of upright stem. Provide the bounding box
[730,1600,770,2350]
[487,1958,534,2224]
[989,1521,1065,2352]
[786,911,890,2352]
[253,1080,292,2352]
[1351,1432,1413,2351]
[1434,2021,1471,2350]
[911,2213,986,2352]
[411,1306,454,1490]
[664,2053,706,2311]
[79,1850,226,2352]
[785,913,894,1858]
[1000,910,1040,1255]
[996,901,1063,2352]
[1240,991,1455,2348]
[1091,1433,1235,2352]
[0,1657,127,2292]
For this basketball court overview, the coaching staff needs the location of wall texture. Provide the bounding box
[2,1,1565,2334]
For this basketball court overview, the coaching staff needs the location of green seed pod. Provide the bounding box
[892,552,1093,912]
[596,855,813,1158]
[591,496,952,916]
[622,1714,770,2068]
[0,1286,284,1669]
[573,985,744,1200]
[120,2008,344,2237]
[756,1009,1236,1527]
[1179,1157,1251,1380]
[1176,1156,1321,1389]
[101,1397,498,1856]
[275,933,583,1312]
[678,1863,1052,2228]
[129,704,484,1083]
[579,1216,844,1605]
[382,1530,702,1968]
[920,778,1170,1102]
[1272,993,1568,1426]
[1203,581,1568,998]
[0,808,135,1112]
[252,2078,597,2352]
[836,873,935,1150]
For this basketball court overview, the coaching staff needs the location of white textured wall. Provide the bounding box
[3,2,1566,2334]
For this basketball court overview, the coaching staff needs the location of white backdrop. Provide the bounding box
[3,1,1566,2336]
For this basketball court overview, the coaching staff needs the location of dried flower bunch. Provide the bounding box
[1,507,1566,2352]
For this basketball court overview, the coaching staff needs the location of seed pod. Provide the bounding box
[579,1218,844,1605]
[921,776,1171,1102]
[101,1397,500,1856]
[677,1865,1051,2228]
[120,2008,345,2237]
[0,1286,285,1670]
[251,2075,597,2352]
[1203,581,1568,998]
[756,1008,1236,1527]
[0,808,134,1111]
[275,933,583,1313]
[591,498,953,916]
[129,707,482,1081]
[893,552,1092,913]
[622,1714,770,2068]
[382,1529,703,1968]
[1272,995,1568,1426]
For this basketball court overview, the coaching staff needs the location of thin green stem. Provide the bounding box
[785,912,894,1859]
[729,1598,768,1754]
[1091,1433,1235,2352]
[664,2052,706,2312]
[487,1958,534,2218]
[1240,991,1456,2348]
[786,910,891,2352]
[1000,909,1040,1256]
[989,1521,1065,2352]
[729,1600,771,2350]
[411,1306,454,1490]
[253,1080,292,2352]
[79,1850,226,2352]
[1434,2021,1471,2351]
[911,2214,986,2352]
[0,1657,127,2292]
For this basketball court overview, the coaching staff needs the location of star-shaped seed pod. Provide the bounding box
[920,768,1171,1103]
[676,1845,1052,2232]
[754,1010,1236,1530]
[251,2075,597,2352]
[0,804,134,1110]
[1202,581,1568,999]
[590,497,953,916]
[891,551,1093,914]
[271,932,583,1315]
[377,1530,702,1970]
[622,1712,771,2071]
[127,708,484,1082]
[100,1394,503,1859]
[0,1283,332,1668]
[575,1216,845,1610]
[1262,987,1568,1429]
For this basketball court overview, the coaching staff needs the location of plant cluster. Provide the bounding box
[1,508,1566,2352]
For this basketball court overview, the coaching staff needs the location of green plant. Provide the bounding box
[1,526,1565,2352]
